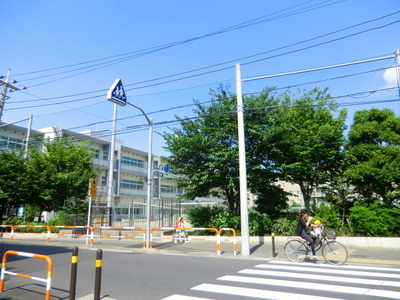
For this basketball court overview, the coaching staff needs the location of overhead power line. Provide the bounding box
[11,11,400,104]
[14,0,342,83]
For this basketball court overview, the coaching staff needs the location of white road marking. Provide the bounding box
[192,283,346,300]
[255,264,400,278]
[238,268,400,288]
[218,275,400,299]
[269,260,400,272]
[162,295,214,300]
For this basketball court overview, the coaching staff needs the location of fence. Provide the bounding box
[150,227,237,255]
[0,225,237,255]
[53,213,181,228]
[0,250,53,300]
[89,226,145,247]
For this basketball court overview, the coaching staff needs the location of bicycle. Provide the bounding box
[284,229,348,265]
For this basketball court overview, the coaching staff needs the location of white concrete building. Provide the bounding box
[0,122,184,224]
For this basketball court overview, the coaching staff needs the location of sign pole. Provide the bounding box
[107,103,117,226]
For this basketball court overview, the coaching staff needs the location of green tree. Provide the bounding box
[271,87,347,211]
[0,151,27,221]
[345,108,400,206]
[25,137,95,219]
[163,86,284,212]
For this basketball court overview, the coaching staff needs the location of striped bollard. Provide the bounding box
[69,247,78,300]
[271,229,276,257]
[94,249,103,300]
[10,226,14,241]
[90,227,95,245]
[46,226,51,243]
[216,232,221,255]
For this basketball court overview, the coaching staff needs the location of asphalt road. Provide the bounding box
[0,243,399,300]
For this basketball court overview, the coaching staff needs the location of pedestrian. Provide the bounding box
[296,209,318,259]
[174,217,189,243]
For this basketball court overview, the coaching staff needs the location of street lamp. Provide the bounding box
[127,101,154,249]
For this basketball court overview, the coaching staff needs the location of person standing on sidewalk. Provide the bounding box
[174,217,189,243]
[296,209,318,259]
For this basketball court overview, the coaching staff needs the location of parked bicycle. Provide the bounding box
[284,228,348,265]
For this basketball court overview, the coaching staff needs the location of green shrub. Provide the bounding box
[349,202,400,237]
[210,210,240,233]
[3,217,22,226]
[187,206,226,228]
[313,205,345,233]
[271,217,297,236]
[186,206,272,236]
[249,213,272,236]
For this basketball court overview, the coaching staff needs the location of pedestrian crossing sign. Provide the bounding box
[107,78,127,106]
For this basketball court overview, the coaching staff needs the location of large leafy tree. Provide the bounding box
[163,86,285,212]
[0,151,27,221]
[25,137,95,218]
[163,86,346,214]
[270,87,347,211]
[345,108,400,206]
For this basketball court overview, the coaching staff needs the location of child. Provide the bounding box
[311,220,324,245]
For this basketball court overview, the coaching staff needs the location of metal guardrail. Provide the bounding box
[0,250,53,300]
[0,225,237,255]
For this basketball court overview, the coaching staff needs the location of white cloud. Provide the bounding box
[383,66,399,87]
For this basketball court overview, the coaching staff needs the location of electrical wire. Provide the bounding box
[14,0,341,83]
[11,10,399,104]
[20,93,400,148]
[9,63,396,136]
[29,86,398,143]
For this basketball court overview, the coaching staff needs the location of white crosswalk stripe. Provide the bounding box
[162,261,400,300]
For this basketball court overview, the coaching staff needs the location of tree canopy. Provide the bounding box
[345,108,400,206]
[0,136,95,221]
[270,87,347,211]
[163,85,347,213]
[25,137,95,216]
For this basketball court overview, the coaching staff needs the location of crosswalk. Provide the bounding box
[162,260,400,300]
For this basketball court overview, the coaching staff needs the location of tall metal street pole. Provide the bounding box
[127,101,153,249]
[235,63,250,257]
[395,49,400,99]
[24,115,33,159]
[107,103,118,226]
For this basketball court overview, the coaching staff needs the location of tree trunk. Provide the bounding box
[299,182,311,211]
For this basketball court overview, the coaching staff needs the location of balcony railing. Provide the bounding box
[120,164,147,175]
[119,188,147,197]
[92,158,109,169]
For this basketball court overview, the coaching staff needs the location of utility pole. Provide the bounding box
[0,69,22,122]
[395,49,400,99]
[235,63,250,257]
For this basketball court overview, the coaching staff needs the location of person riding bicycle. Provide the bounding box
[296,209,318,259]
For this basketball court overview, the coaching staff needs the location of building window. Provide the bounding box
[0,135,24,150]
[161,185,176,193]
[120,179,144,190]
[121,156,145,168]
[91,148,100,159]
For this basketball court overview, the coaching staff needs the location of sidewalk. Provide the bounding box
[1,234,399,266]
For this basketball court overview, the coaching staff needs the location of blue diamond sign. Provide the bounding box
[107,79,127,106]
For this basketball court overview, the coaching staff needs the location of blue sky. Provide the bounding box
[1,0,400,156]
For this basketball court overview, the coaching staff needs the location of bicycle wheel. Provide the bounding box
[284,240,308,262]
[322,241,348,265]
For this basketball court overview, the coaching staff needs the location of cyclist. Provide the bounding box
[296,209,318,259]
